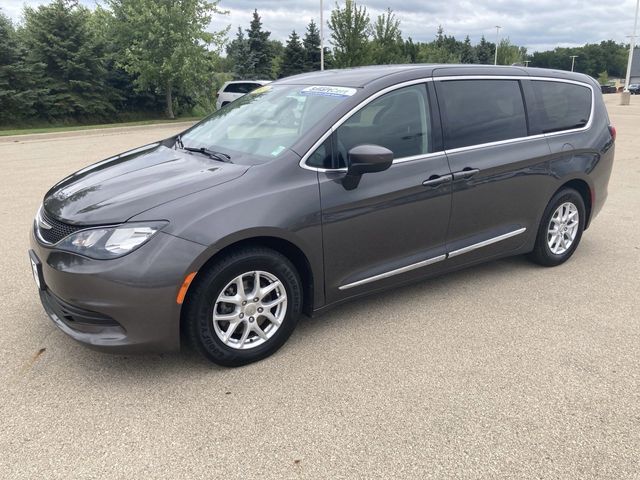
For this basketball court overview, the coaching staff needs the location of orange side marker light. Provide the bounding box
[177,272,197,304]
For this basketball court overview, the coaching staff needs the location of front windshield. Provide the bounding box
[181,84,357,159]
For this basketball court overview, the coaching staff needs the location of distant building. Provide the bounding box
[630,47,640,85]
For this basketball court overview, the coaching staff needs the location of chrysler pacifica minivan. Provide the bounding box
[30,65,615,366]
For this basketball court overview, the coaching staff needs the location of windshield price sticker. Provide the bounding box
[300,86,357,97]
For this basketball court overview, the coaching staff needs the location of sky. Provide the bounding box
[2,0,639,53]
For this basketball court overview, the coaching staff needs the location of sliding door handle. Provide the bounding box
[452,168,480,180]
[422,174,452,187]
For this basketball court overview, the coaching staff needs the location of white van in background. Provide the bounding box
[216,80,271,110]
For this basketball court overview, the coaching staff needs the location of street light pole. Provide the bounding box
[570,55,578,72]
[494,25,502,65]
[320,0,325,71]
[624,0,639,91]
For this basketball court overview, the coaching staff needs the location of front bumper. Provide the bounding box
[29,230,207,353]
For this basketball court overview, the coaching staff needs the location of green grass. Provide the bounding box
[0,117,202,137]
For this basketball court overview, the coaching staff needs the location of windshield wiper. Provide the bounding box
[179,143,231,163]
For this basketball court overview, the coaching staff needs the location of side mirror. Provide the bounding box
[348,144,394,175]
[343,144,393,190]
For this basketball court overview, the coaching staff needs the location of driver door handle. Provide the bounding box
[422,174,452,187]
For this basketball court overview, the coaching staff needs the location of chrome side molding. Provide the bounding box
[448,227,526,258]
[338,254,447,290]
[338,227,526,290]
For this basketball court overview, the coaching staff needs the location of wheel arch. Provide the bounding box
[557,178,593,229]
[180,234,317,339]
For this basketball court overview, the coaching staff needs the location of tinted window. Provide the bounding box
[336,84,430,166]
[530,81,591,133]
[437,80,528,149]
[307,138,333,169]
[225,82,261,94]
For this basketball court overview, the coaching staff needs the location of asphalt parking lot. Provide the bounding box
[1,95,639,479]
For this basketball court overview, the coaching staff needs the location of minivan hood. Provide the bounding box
[43,144,249,225]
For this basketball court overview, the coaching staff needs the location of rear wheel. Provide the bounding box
[529,188,586,267]
[185,247,302,367]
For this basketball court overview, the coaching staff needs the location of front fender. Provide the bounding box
[131,159,325,309]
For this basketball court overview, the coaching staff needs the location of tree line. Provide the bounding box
[0,0,632,127]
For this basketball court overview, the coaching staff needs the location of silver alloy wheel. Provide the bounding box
[547,202,579,255]
[212,270,287,350]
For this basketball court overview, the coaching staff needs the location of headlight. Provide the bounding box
[56,222,167,259]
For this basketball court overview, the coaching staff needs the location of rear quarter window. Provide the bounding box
[529,81,592,133]
[436,79,528,150]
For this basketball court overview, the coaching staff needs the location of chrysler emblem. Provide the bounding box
[38,218,52,230]
[37,208,52,230]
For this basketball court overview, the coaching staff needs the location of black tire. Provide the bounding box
[184,247,302,367]
[528,188,586,267]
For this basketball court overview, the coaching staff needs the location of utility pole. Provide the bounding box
[570,55,578,72]
[624,0,639,91]
[494,26,502,65]
[320,0,325,71]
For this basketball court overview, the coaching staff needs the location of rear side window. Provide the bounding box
[224,83,260,94]
[437,80,528,149]
[529,81,592,133]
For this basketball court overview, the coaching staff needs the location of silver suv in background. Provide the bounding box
[216,80,271,109]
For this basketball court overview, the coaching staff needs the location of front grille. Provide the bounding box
[37,209,84,244]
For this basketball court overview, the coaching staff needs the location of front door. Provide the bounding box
[317,83,452,304]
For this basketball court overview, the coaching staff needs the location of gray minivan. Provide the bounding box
[30,65,615,366]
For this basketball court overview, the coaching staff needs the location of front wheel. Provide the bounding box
[528,188,586,267]
[185,247,302,367]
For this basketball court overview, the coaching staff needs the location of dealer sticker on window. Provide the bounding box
[250,85,271,95]
[300,86,357,97]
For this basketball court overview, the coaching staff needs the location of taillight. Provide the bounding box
[609,125,616,142]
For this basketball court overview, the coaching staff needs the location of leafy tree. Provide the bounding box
[497,38,526,65]
[246,9,272,79]
[227,27,255,79]
[107,0,227,118]
[598,71,609,85]
[417,42,459,63]
[280,31,305,78]
[269,39,284,79]
[529,41,627,77]
[475,35,494,64]
[0,12,41,123]
[22,0,113,120]
[328,0,371,67]
[371,8,405,64]
[416,28,461,64]
[322,47,336,69]
[403,37,419,63]
[87,6,164,116]
[435,25,445,47]
[302,20,321,72]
